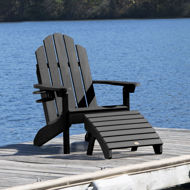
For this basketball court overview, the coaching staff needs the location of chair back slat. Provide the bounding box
[35,46,57,123]
[35,33,99,123]
[76,45,97,107]
[43,35,64,116]
[63,35,86,108]
[53,33,76,108]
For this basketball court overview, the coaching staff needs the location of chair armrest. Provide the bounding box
[93,80,140,93]
[33,84,67,103]
[33,84,67,93]
[93,80,140,109]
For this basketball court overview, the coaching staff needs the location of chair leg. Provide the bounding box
[34,116,64,146]
[64,127,70,154]
[85,132,91,142]
[131,147,138,151]
[102,149,112,159]
[153,144,163,154]
[87,136,95,155]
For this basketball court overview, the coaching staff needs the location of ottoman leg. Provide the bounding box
[153,144,163,154]
[87,136,96,155]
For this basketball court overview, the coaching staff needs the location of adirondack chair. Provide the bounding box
[33,33,163,159]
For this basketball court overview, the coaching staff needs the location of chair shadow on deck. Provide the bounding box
[0,143,63,155]
[0,141,155,161]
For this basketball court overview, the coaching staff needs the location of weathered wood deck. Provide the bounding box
[0,127,190,189]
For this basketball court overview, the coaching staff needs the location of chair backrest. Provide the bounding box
[35,33,97,123]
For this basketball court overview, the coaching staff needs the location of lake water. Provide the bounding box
[0,19,190,146]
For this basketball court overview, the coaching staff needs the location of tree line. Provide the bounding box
[0,0,190,22]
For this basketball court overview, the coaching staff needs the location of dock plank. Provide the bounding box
[0,128,190,189]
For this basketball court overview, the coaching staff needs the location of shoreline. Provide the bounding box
[0,16,189,23]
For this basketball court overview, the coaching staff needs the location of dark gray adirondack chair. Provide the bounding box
[33,33,163,159]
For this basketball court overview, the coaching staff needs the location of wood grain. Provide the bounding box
[0,128,190,189]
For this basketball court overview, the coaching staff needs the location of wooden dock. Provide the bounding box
[0,127,190,189]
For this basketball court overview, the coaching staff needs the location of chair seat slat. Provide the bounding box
[92,118,148,127]
[85,110,139,118]
[88,114,144,122]
[100,128,156,137]
[108,139,162,149]
[97,123,152,132]
[104,133,159,143]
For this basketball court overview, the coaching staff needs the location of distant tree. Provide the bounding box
[0,0,19,21]
[42,0,65,20]
[0,0,189,22]
[22,0,46,20]
[182,1,190,17]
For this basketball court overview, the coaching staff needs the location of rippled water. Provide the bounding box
[0,19,190,145]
